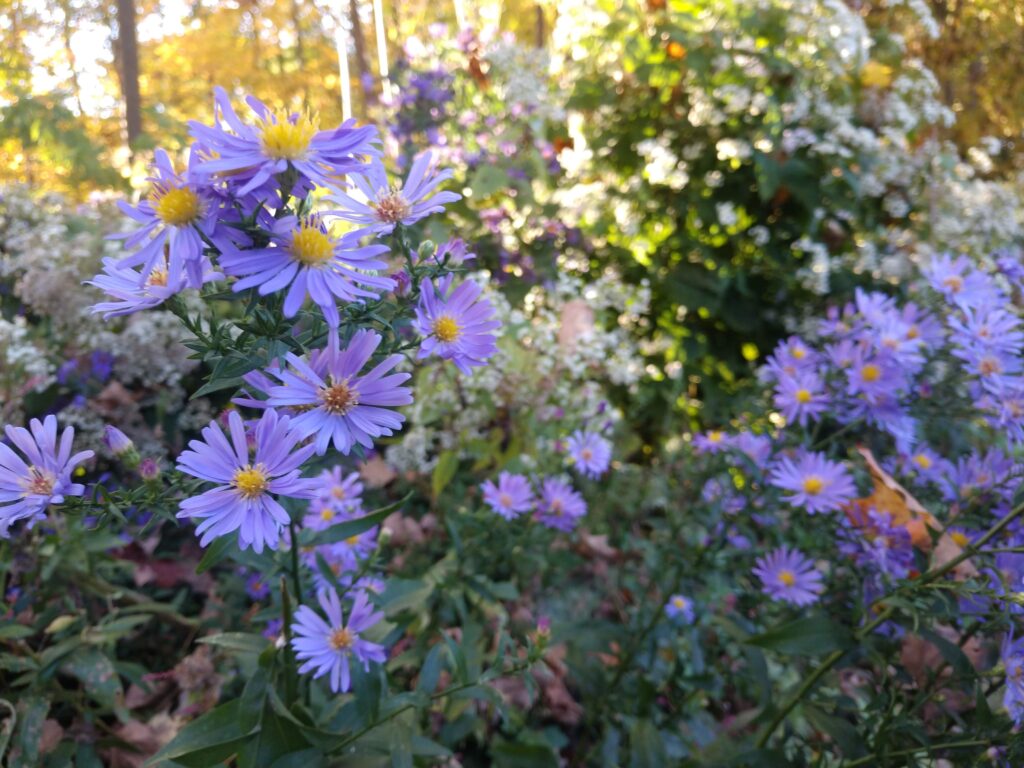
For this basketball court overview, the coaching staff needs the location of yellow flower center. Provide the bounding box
[233,465,269,499]
[329,627,354,651]
[942,275,964,293]
[550,499,564,516]
[913,454,932,470]
[345,534,360,546]
[672,596,686,609]
[791,347,806,360]
[499,493,513,507]
[581,448,594,461]
[259,109,319,160]
[432,315,461,343]
[779,570,796,587]
[802,475,825,495]
[22,466,56,496]
[906,325,920,339]
[979,356,1002,376]
[146,268,170,288]
[374,185,412,223]
[153,186,201,227]
[708,431,723,443]
[860,363,881,383]
[320,508,336,522]
[290,221,335,267]
[795,388,812,404]
[332,486,347,500]
[320,378,360,415]
[951,531,969,547]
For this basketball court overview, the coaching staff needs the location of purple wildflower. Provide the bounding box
[480,472,533,520]
[693,430,730,454]
[291,590,387,693]
[774,372,828,427]
[245,573,271,600]
[189,87,379,197]
[752,547,824,606]
[414,276,500,374]
[665,594,695,623]
[566,430,612,478]
[175,409,317,552]
[328,151,461,235]
[260,330,413,455]
[535,477,587,531]
[110,149,219,287]
[0,416,94,537]
[87,257,190,318]
[219,214,392,328]
[769,450,857,514]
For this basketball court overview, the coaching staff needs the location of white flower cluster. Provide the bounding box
[0,185,200,400]
[485,33,564,122]
[0,316,55,424]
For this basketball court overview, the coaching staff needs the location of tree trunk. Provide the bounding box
[58,0,85,114]
[115,0,142,151]
[348,0,372,105]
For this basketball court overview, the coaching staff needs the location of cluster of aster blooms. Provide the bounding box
[681,250,1024,720]
[479,429,611,532]
[1,88,500,694]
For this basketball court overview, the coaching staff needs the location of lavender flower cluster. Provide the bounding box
[1,87,500,694]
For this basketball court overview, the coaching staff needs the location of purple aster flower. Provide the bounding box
[535,477,587,531]
[773,372,828,427]
[414,276,500,374]
[1003,630,1024,725]
[480,472,533,520]
[291,590,387,694]
[693,430,730,454]
[0,416,94,537]
[764,336,818,380]
[175,409,317,553]
[110,149,220,287]
[328,151,461,235]
[839,508,914,580]
[262,617,283,640]
[732,432,774,465]
[102,426,134,456]
[245,573,271,600]
[219,214,392,328]
[260,330,413,455]
[304,468,364,529]
[752,547,824,606]
[665,594,695,623]
[432,238,476,266]
[769,450,857,514]
[88,257,188,319]
[305,529,378,590]
[923,253,1000,310]
[189,87,379,197]
[567,430,612,478]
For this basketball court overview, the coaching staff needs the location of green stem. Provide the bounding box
[842,739,989,767]
[756,498,1024,748]
[289,520,303,606]
[331,660,533,754]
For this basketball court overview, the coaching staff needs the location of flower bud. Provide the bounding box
[139,457,161,483]
[104,425,140,469]
[417,240,437,262]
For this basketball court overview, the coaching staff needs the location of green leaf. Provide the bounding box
[431,451,459,499]
[491,740,558,768]
[378,578,433,616]
[629,719,668,768]
[61,647,124,713]
[745,616,854,657]
[197,632,270,656]
[0,623,34,641]
[145,700,254,766]
[239,668,269,733]
[0,699,15,764]
[803,705,866,759]
[416,643,445,695]
[196,535,238,574]
[309,494,410,546]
